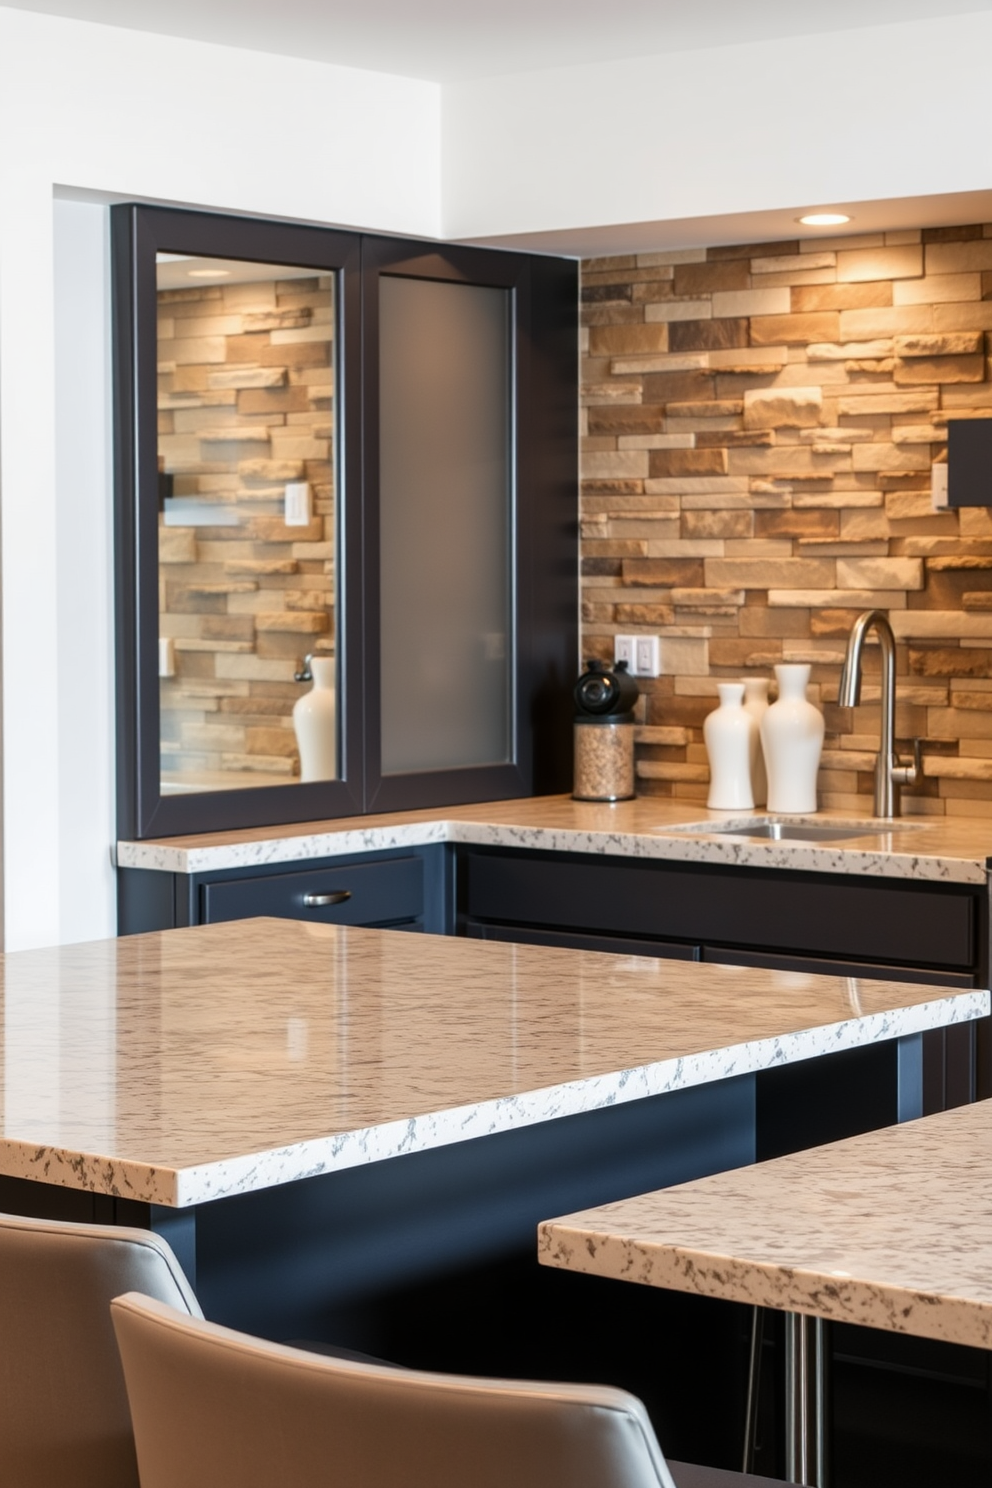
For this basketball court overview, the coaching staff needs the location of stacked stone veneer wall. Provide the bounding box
[581,223,992,818]
[157,275,333,782]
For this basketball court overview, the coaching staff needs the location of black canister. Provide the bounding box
[572,659,639,801]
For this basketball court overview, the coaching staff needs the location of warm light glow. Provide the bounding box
[187,268,231,279]
[798,213,852,227]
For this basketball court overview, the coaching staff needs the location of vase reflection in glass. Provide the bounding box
[760,663,824,814]
[293,657,337,782]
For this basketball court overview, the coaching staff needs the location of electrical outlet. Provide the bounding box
[614,634,636,670]
[635,635,661,677]
[284,480,312,527]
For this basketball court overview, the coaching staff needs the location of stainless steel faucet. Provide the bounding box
[838,609,920,818]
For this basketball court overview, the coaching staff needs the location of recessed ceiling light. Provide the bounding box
[187,268,231,279]
[798,213,852,227]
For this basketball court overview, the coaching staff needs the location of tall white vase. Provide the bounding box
[742,678,770,807]
[761,664,824,814]
[293,658,337,782]
[704,682,755,810]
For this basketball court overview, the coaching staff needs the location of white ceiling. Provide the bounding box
[8,0,992,81]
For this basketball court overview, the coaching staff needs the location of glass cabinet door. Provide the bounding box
[156,254,338,795]
[378,274,512,777]
[114,207,363,837]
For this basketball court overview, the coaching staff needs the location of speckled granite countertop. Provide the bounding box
[539,1098,992,1350]
[118,795,992,884]
[1,917,985,1208]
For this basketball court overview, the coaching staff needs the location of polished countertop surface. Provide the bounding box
[1,918,985,1208]
[118,795,992,883]
[539,1099,992,1350]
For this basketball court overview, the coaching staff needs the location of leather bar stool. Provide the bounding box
[112,1291,787,1488]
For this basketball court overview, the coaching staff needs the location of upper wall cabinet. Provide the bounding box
[112,207,577,839]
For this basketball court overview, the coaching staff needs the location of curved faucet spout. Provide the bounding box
[838,610,913,818]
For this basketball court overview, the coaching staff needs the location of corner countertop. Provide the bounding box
[2,917,985,1208]
[538,1099,992,1351]
[118,795,992,885]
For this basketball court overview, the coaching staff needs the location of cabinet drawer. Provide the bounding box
[464,919,699,960]
[201,857,423,927]
[463,849,977,971]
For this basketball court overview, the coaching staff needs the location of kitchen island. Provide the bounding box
[1,915,985,1469]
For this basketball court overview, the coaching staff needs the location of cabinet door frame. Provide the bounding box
[361,238,534,813]
[113,204,364,838]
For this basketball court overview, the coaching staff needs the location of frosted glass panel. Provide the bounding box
[379,276,511,775]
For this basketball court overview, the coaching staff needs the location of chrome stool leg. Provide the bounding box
[742,1305,764,1474]
[784,1313,830,1486]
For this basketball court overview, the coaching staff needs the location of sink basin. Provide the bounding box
[660,816,926,845]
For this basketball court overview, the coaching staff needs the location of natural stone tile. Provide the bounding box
[648,448,727,477]
[704,557,835,588]
[836,245,923,282]
[964,592,992,609]
[792,283,893,312]
[618,434,696,450]
[895,330,984,357]
[749,312,840,346]
[206,367,288,390]
[667,399,743,418]
[581,382,643,405]
[635,249,705,267]
[799,426,874,444]
[838,305,933,339]
[892,610,992,637]
[893,273,982,305]
[768,588,907,607]
[589,324,667,356]
[925,240,992,274]
[671,587,745,606]
[709,638,783,667]
[751,252,836,274]
[641,369,717,403]
[581,450,649,479]
[851,444,930,472]
[612,353,710,374]
[644,300,713,322]
[588,404,667,435]
[743,386,823,429]
[669,319,749,352]
[615,603,676,625]
[837,557,923,590]
[673,260,750,295]
[621,558,706,586]
[894,354,985,385]
[837,389,939,415]
[682,510,752,539]
[750,268,837,287]
[645,476,748,493]
[841,509,889,540]
[695,430,773,449]
[933,301,992,332]
[807,339,893,360]
[755,509,839,539]
[711,287,790,318]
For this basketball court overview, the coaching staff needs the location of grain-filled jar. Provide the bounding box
[572,659,639,801]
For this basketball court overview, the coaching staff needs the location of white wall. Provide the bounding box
[0,7,441,950]
[5,4,992,950]
[442,12,992,241]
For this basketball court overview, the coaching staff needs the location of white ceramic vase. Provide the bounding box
[704,682,755,809]
[760,663,824,814]
[293,657,337,782]
[742,677,770,807]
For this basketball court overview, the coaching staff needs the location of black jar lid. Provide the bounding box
[573,659,639,722]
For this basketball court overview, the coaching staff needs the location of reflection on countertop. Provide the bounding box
[1,918,985,1208]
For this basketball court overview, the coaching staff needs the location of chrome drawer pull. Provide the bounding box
[303,891,352,908]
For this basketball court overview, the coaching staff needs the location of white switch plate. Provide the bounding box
[614,634,636,670]
[284,480,311,526]
[931,461,948,511]
[635,635,661,677]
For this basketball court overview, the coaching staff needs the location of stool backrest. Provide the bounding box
[112,1290,678,1488]
[0,1211,200,1488]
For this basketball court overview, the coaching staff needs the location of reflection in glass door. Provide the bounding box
[155,255,338,794]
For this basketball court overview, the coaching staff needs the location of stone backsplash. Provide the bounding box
[157,273,334,787]
[580,223,992,817]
